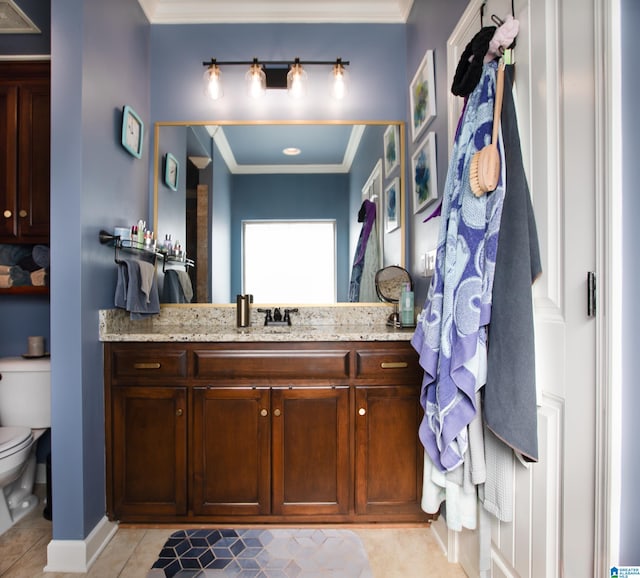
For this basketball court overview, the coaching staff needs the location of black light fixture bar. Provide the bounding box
[202,58,350,67]
[202,57,350,97]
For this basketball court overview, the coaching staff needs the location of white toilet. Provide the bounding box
[0,357,51,535]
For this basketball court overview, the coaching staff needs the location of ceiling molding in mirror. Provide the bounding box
[153,120,405,306]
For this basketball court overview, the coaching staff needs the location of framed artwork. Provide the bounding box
[121,105,143,158]
[383,124,399,177]
[409,50,436,142]
[411,132,438,214]
[164,153,179,191]
[384,178,399,233]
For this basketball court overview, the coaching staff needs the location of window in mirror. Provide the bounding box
[243,220,336,303]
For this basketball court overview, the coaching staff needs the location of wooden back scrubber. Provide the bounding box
[469,59,505,197]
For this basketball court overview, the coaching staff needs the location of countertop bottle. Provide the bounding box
[400,283,415,327]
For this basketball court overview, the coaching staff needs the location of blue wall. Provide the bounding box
[405,0,468,306]
[230,173,350,300]
[149,24,407,123]
[50,0,150,539]
[620,0,640,564]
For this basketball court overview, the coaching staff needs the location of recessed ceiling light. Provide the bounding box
[282,147,301,156]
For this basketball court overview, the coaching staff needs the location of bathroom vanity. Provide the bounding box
[101,306,432,525]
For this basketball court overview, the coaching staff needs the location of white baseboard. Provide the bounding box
[44,516,118,572]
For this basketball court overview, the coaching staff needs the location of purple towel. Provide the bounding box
[412,61,506,472]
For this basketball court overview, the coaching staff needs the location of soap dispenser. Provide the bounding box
[236,294,253,328]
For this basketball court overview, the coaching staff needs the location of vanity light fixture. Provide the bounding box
[202,57,349,101]
[330,58,349,100]
[203,60,223,100]
[282,147,301,156]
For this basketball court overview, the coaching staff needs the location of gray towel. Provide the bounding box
[162,269,193,304]
[115,258,160,319]
[483,64,542,462]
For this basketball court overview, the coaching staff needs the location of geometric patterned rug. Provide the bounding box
[146,528,373,577]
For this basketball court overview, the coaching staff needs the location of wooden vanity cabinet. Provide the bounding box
[104,341,431,524]
[353,346,426,520]
[105,345,189,520]
[110,385,187,519]
[191,386,271,517]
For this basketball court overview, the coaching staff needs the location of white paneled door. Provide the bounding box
[441,0,598,576]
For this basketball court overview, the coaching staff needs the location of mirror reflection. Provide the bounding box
[153,121,405,305]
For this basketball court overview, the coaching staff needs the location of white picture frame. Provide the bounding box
[409,50,436,142]
[411,132,438,214]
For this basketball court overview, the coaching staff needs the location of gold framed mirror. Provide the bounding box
[153,120,405,305]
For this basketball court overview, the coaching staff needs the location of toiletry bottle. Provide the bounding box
[137,219,145,246]
[401,283,414,327]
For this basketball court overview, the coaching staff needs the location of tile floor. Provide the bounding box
[0,485,467,577]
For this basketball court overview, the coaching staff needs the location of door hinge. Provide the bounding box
[587,271,596,317]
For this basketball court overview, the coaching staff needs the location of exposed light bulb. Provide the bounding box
[330,60,349,100]
[245,60,266,99]
[287,59,308,99]
[203,64,223,100]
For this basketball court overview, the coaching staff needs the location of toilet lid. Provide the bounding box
[0,426,32,456]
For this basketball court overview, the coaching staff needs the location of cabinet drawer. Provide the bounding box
[355,348,422,381]
[111,348,188,380]
[194,349,350,380]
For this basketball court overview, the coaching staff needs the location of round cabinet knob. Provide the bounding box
[260,408,268,417]
[273,409,281,417]
[176,408,183,417]
[18,209,27,218]
[358,408,366,416]
[3,210,11,218]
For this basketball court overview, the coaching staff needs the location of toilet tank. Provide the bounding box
[0,357,51,428]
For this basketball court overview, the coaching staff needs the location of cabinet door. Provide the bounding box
[191,387,271,516]
[0,85,17,239]
[271,386,350,516]
[17,80,50,240]
[111,386,187,519]
[355,385,426,519]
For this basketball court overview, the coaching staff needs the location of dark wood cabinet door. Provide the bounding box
[355,385,426,519]
[271,386,350,516]
[191,386,271,516]
[17,79,50,241]
[0,62,50,243]
[111,386,187,519]
[0,84,18,239]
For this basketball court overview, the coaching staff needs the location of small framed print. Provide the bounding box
[410,50,436,142]
[121,105,143,158]
[411,132,438,214]
[164,153,179,191]
[384,178,399,233]
[383,124,399,177]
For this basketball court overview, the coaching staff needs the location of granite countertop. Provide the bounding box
[99,305,417,343]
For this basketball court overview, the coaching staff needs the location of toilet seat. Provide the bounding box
[0,427,33,459]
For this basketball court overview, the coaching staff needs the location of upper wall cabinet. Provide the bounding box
[0,61,50,244]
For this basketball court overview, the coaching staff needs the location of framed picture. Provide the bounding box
[121,105,143,158]
[383,124,399,177]
[409,50,436,142]
[384,178,399,233]
[411,132,438,214]
[164,153,179,191]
